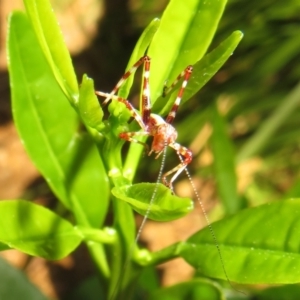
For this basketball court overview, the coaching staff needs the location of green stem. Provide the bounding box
[123,137,146,182]
[97,136,138,300]
[77,226,117,244]
[137,242,184,267]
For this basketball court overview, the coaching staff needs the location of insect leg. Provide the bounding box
[165,66,193,124]
[162,142,192,189]
[95,56,150,105]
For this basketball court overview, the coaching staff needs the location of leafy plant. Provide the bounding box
[3,0,300,299]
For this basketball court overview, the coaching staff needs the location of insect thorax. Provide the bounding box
[148,114,178,153]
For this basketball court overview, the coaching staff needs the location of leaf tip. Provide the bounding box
[234,30,244,41]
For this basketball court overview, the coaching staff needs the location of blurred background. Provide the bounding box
[1,0,300,298]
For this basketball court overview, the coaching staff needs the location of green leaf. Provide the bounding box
[23,0,78,101]
[149,278,224,300]
[153,30,243,115]
[254,284,300,300]
[0,257,48,300]
[7,12,110,228]
[0,200,82,259]
[78,75,104,131]
[118,18,160,99]
[179,199,300,284]
[0,242,10,251]
[148,0,228,101]
[111,183,193,221]
[210,104,241,215]
[60,135,110,227]
[285,179,300,198]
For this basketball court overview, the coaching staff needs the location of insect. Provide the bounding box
[96,56,239,299]
[95,55,193,189]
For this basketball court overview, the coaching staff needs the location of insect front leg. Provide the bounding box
[95,56,150,106]
[119,131,150,154]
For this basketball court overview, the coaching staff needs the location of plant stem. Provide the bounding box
[138,242,184,266]
[123,141,145,182]
[77,226,117,244]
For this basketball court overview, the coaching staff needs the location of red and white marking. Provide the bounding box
[95,55,193,189]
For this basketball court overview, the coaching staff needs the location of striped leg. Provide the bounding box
[163,66,193,124]
[162,142,192,189]
[119,131,150,153]
[95,56,151,108]
[95,92,146,130]
[140,56,151,125]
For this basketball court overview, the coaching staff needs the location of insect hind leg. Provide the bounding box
[163,66,193,124]
[162,142,192,189]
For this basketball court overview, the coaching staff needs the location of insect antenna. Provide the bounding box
[135,142,168,242]
[177,154,245,295]
[109,143,168,300]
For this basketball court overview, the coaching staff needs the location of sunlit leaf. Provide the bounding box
[7,12,109,228]
[153,30,243,115]
[23,0,78,101]
[179,199,300,284]
[0,200,82,259]
[78,75,104,131]
[112,183,193,221]
[149,0,228,101]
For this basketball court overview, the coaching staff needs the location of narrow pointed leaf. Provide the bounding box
[79,75,104,131]
[148,0,227,101]
[154,31,243,115]
[112,183,194,221]
[118,18,160,99]
[23,0,78,101]
[210,104,241,214]
[0,200,82,260]
[7,12,109,228]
